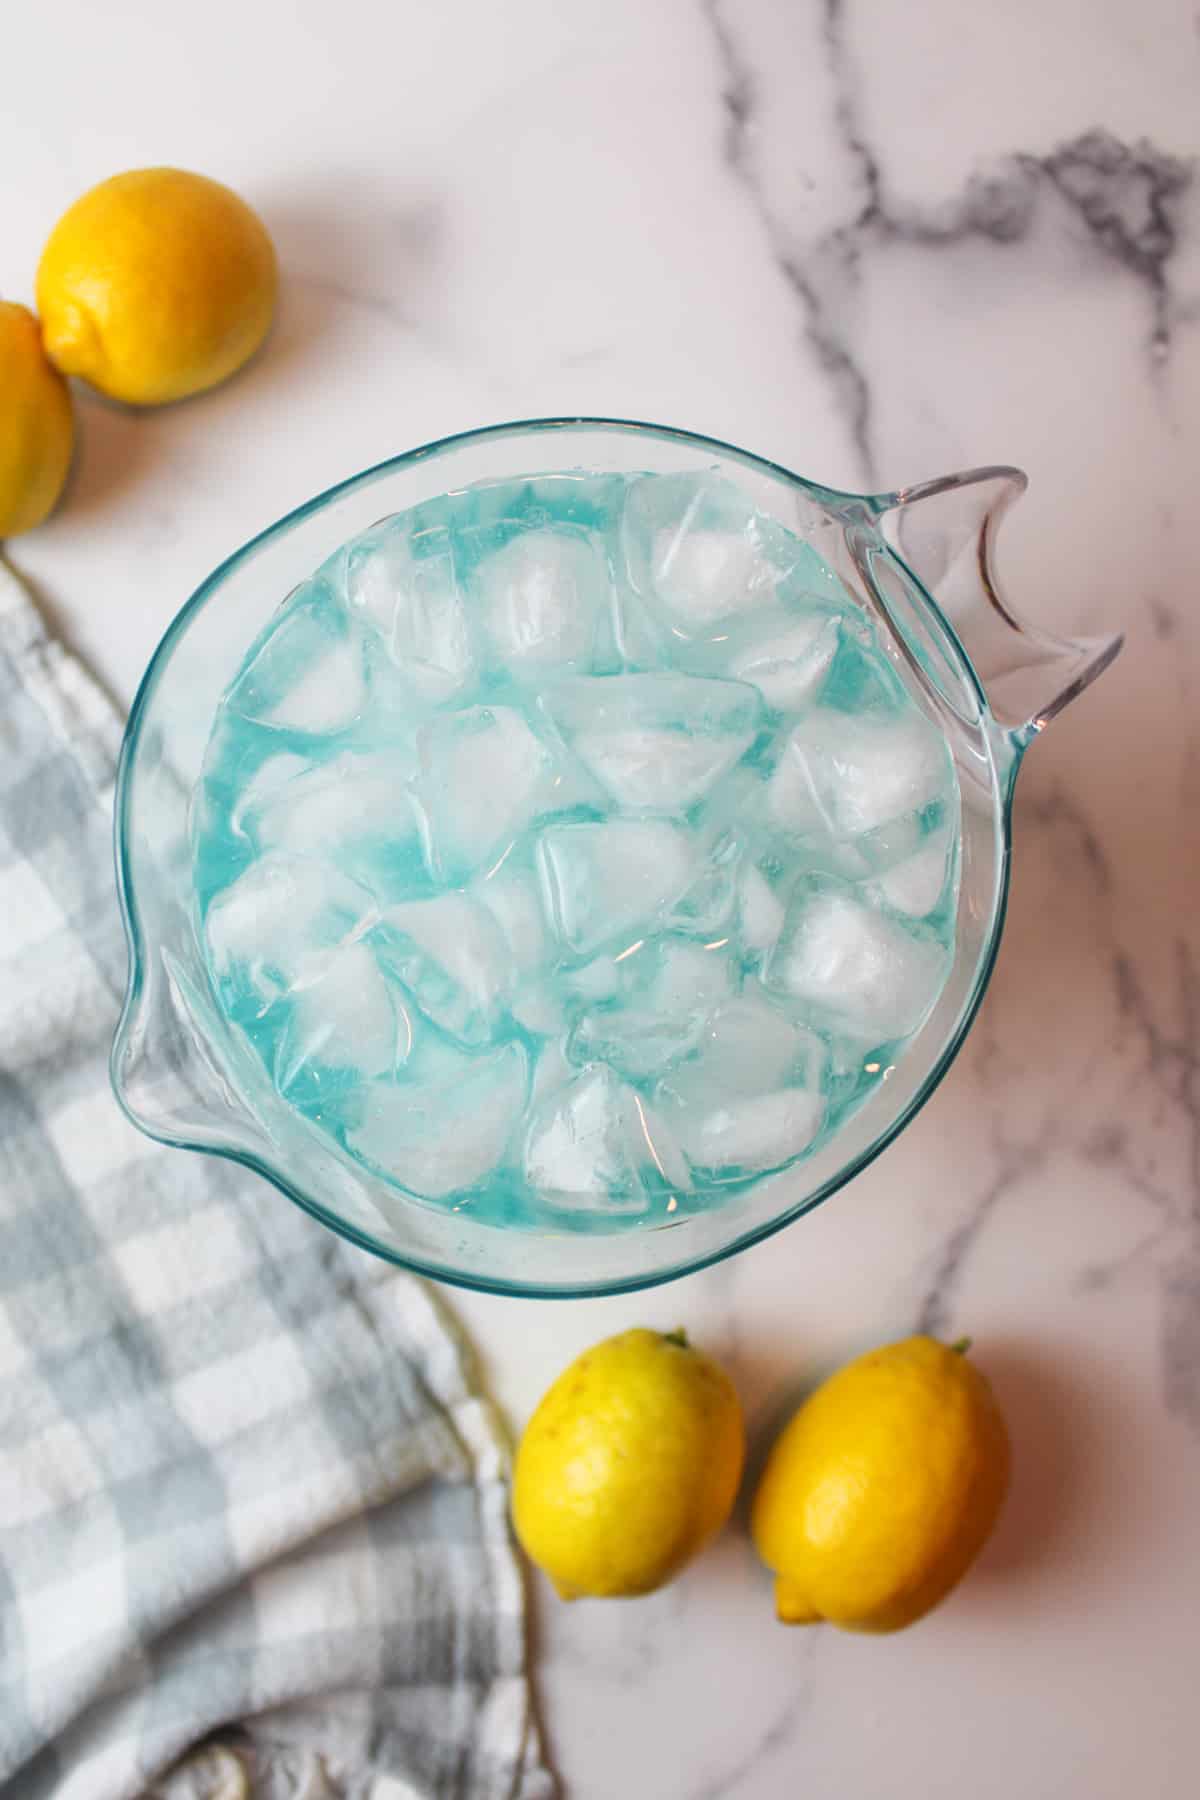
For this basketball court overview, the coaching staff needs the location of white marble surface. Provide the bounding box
[5,2,1199,1794]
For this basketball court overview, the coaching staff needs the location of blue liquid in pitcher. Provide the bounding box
[192,471,960,1228]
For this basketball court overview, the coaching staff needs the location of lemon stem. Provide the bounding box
[663,1328,689,1349]
[950,1336,973,1355]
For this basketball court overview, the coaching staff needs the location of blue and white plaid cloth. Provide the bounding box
[0,560,553,1800]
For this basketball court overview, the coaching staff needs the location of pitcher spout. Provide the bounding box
[873,466,1122,740]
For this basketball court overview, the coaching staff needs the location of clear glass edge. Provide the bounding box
[875,463,1124,739]
[109,414,1023,1299]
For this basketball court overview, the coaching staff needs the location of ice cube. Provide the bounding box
[729,614,840,712]
[205,856,377,1005]
[370,893,512,1046]
[665,827,742,936]
[542,674,762,815]
[240,750,421,862]
[652,527,769,628]
[870,827,955,918]
[690,759,773,856]
[608,576,669,671]
[657,997,824,1176]
[511,978,569,1038]
[668,1089,824,1177]
[229,752,309,837]
[564,722,730,818]
[415,706,554,880]
[564,956,622,1002]
[474,528,609,673]
[621,474,784,637]
[566,938,734,1080]
[768,708,950,841]
[524,1065,689,1213]
[536,820,698,956]
[531,749,611,824]
[227,583,368,736]
[568,1009,699,1082]
[736,863,786,960]
[764,730,831,841]
[564,936,723,1022]
[345,523,474,705]
[529,1036,574,1105]
[274,941,407,1093]
[348,1042,526,1200]
[650,938,736,1018]
[765,883,949,1043]
[661,993,821,1107]
[472,860,552,975]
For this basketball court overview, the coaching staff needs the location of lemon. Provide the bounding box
[751,1334,1010,1632]
[36,168,277,405]
[0,301,74,538]
[513,1327,745,1599]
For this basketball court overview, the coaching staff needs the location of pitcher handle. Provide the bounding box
[875,466,1122,740]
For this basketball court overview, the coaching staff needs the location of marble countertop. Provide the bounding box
[5,2,1198,1793]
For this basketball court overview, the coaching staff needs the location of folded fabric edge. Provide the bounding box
[341,1269,556,1799]
[0,555,124,796]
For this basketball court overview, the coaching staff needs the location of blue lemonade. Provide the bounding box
[191,471,959,1227]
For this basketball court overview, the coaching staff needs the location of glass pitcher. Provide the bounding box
[110,419,1121,1297]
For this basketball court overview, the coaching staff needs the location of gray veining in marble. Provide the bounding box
[705,0,1197,485]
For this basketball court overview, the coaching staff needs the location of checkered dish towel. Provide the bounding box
[0,561,553,1800]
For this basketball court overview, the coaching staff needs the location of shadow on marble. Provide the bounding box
[259,183,444,366]
[729,1348,842,1538]
[970,1338,1100,1585]
[54,384,162,525]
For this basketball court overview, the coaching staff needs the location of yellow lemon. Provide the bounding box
[513,1327,745,1599]
[36,168,277,405]
[0,301,74,537]
[751,1334,1010,1632]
